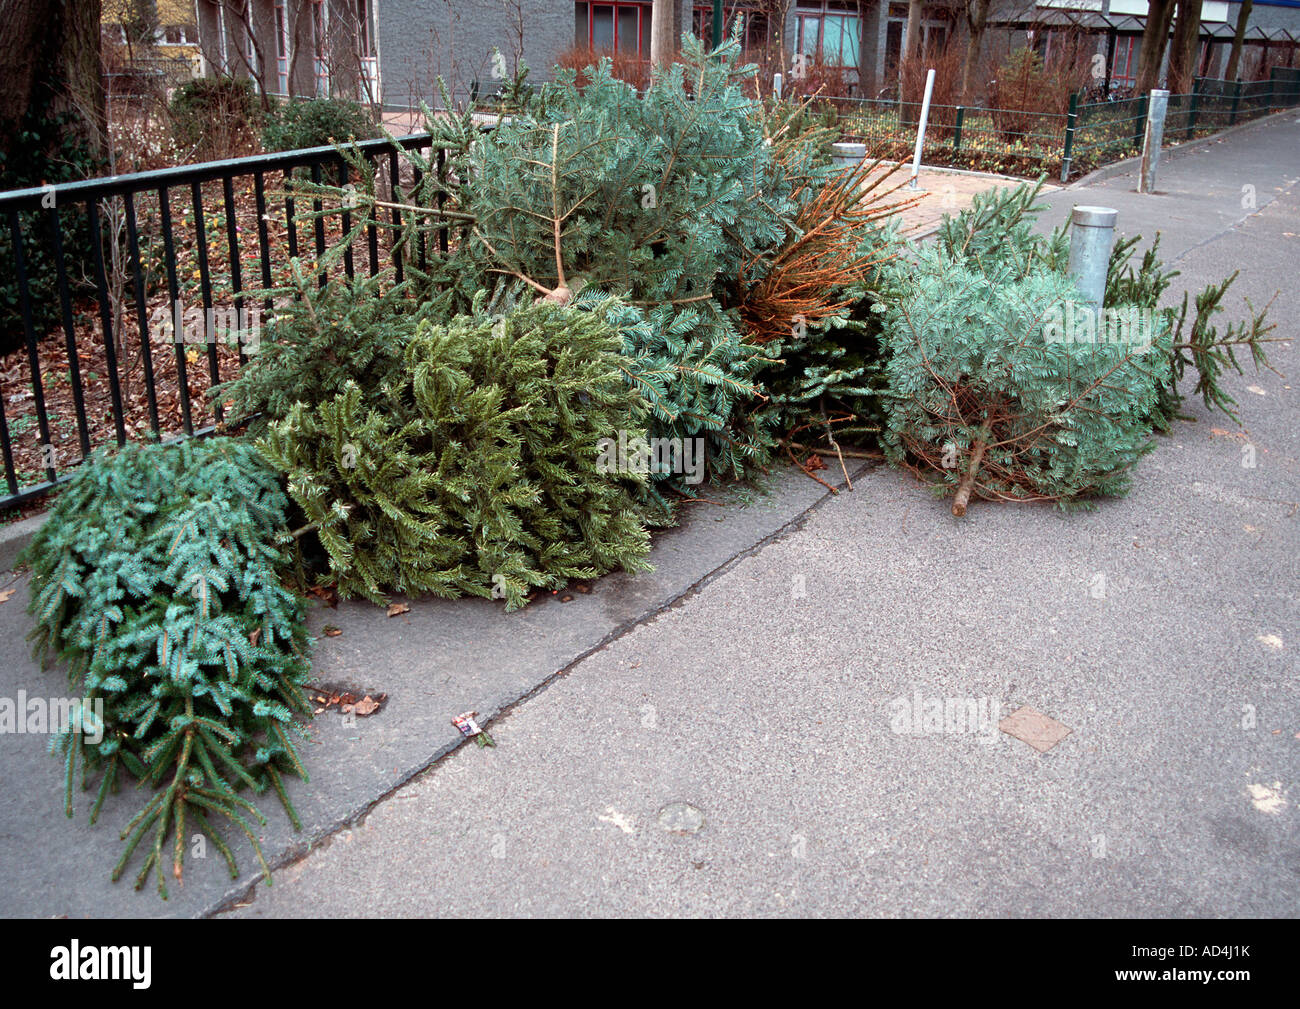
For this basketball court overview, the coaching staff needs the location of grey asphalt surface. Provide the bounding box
[4,113,1297,918]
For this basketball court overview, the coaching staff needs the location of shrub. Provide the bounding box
[20,437,312,897]
[259,298,654,609]
[261,97,380,153]
[168,77,266,159]
[0,107,106,354]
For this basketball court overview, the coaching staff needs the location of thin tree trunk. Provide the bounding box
[961,0,992,103]
[1225,0,1253,81]
[650,0,675,73]
[1167,0,1200,93]
[905,0,922,62]
[1135,0,1175,94]
[951,439,986,517]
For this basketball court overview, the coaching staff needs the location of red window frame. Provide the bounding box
[582,3,651,56]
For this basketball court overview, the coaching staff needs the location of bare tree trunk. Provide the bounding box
[650,0,675,73]
[905,0,922,62]
[1167,0,1200,93]
[1225,0,1253,81]
[960,0,992,102]
[1135,0,1175,94]
[0,0,106,168]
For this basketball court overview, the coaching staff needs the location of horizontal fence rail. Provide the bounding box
[0,131,454,513]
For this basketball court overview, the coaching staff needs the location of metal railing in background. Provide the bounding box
[0,132,454,514]
[831,67,1300,181]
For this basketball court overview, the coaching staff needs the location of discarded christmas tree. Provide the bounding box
[259,298,654,610]
[20,438,312,897]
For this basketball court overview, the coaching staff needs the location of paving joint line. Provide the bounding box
[205,457,878,916]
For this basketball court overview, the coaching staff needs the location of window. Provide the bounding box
[311,0,329,96]
[357,0,379,101]
[576,3,651,56]
[275,0,290,95]
[796,3,861,69]
[1110,36,1137,88]
[161,25,196,46]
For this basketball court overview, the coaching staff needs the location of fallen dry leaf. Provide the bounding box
[0,587,15,605]
[387,602,410,618]
[353,695,380,716]
[322,625,342,637]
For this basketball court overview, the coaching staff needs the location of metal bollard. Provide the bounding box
[773,72,783,99]
[1138,89,1169,193]
[831,142,867,170]
[1067,205,1118,313]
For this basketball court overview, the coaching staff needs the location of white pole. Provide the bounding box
[910,68,936,191]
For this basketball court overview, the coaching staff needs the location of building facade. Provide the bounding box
[190,1,1300,109]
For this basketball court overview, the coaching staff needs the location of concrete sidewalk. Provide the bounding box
[3,114,1297,919]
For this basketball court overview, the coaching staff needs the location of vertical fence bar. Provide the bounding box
[0,360,15,493]
[123,193,160,435]
[436,146,449,255]
[254,171,273,314]
[339,159,355,280]
[284,169,300,261]
[364,153,380,277]
[158,186,193,437]
[1185,77,1200,140]
[412,162,428,269]
[8,209,56,482]
[310,161,327,289]
[222,174,248,367]
[46,206,91,456]
[952,106,964,153]
[1061,92,1080,182]
[388,150,404,282]
[1229,80,1242,124]
[190,181,221,423]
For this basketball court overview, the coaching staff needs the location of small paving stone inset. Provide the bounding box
[999,706,1072,753]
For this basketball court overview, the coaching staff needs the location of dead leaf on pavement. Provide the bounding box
[0,587,15,604]
[352,695,380,716]
[322,625,342,637]
[387,602,410,618]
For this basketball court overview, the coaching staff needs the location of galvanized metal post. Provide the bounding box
[1138,89,1169,193]
[909,68,936,190]
[1067,206,1118,315]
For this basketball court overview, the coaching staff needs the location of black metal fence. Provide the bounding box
[0,132,450,514]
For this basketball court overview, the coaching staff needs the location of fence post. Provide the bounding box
[1133,93,1148,151]
[1061,91,1079,182]
[1185,77,1200,140]
[1139,89,1169,194]
[953,105,965,153]
[1229,80,1242,124]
